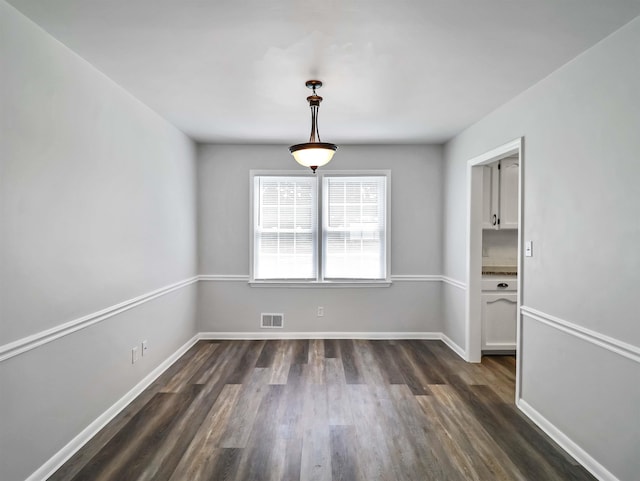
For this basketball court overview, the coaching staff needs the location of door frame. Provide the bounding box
[465,137,523,399]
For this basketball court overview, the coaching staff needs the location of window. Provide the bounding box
[251,171,390,284]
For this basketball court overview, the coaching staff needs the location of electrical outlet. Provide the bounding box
[132,346,139,364]
[317,306,324,317]
[142,340,148,356]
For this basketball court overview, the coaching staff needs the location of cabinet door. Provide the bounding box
[499,158,519,229]
[481,293,517,351]
[482,166,494,228]
[482,164,500,229]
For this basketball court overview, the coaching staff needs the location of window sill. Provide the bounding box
[248,280,392,288]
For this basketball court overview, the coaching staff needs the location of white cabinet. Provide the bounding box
[481,277,517,353]
[499,158,519,229]
[482,157,519,230]
[482,164,498,229]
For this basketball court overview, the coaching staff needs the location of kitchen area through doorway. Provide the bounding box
[480,156,519,354]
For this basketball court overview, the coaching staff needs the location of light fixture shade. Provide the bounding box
[289,142,337,168]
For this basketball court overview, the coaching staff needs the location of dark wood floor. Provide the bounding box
[49,339,595,481]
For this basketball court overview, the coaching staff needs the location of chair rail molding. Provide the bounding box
[520,305,640,364]
[441,276,467,289]
[2,274,469,362]
[0,276,199,362]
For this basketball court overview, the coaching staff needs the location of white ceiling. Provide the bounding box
[8,0,640,144]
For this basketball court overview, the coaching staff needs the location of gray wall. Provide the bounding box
[442,17,640,480]
[197,144,444,333]
[0,3,198,480]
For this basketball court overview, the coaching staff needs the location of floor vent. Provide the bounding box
[261,313,284,328]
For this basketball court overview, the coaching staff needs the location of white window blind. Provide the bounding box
[253,176,317,280]
[323,176,387,279]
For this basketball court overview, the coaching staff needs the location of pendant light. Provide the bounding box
[289,80,338,173]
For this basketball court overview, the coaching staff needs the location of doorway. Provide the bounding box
[465,138,523,401]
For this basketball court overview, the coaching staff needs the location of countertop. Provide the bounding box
[482,266,517,276]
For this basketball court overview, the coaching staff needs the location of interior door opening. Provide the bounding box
[465,138,523,401]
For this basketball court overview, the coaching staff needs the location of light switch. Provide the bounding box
[525,241,533,257]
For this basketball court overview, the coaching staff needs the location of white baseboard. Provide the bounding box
[441,334,467,360]
[25,334,200,481]
[516,398,619,481]
[199,331,443,340]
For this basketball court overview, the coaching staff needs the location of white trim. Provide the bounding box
[199,274,250,282]
[516,398,620,481]
[391,275,441,282]
[441,333,466,360]
[468,138,523,166]
[248,280,393,288]
[25,334,200,481]
[464,136,524,397]
[199,331,444,340]
[441,276,467,289]
[0,277,199,363]
[201,273,448,288]
[483,342,516,350]
[521,306,640,364]
[0,274,456,362]
[201,274,452,284]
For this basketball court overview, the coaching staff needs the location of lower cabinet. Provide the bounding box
[481,292,517,353]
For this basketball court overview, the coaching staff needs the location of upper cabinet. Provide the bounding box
[482,157,519,230]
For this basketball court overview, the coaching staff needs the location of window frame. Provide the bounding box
[249,169,391,287]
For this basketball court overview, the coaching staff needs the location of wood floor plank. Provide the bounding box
[281,435,303,481]
[323,339,338,359]
[393,342,433,395]
[330,425,363,481]
[167,384,243,481]
[160,343,217,393]
[290,339,309,364]
[281,363,306,441]
[69,389,199,481]
[337,339,364,384]
[196,342,249,387]
[48,340,596,481]
[299,383,331,481]
[225,340,266,384]
[184,341,231,385]
[268,340,292,385]
[304,339,325,384]
[426,384,527,481]
[383,384,463,481]
[149,343,257,480]
[219,368,270,448]
[234,385,286,481]
[206,448,242,481]
[352,340,387,386]
[347,384,396,481]
[255,339,280,368]
[448,375,573,481]
[324,357,353,426]
[368,340,406,384]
